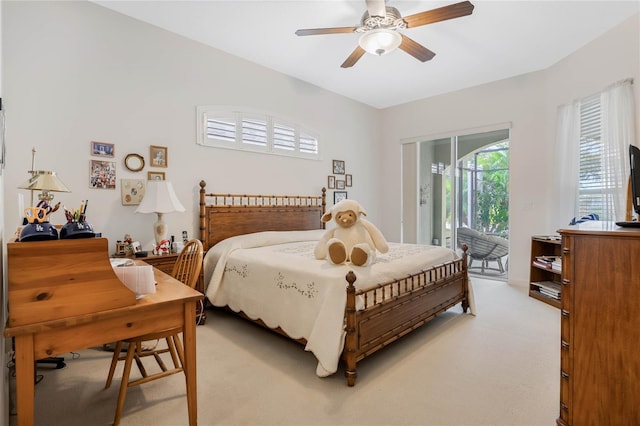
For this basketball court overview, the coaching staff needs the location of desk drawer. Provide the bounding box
[31,304,186,359]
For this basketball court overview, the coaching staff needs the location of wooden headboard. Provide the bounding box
[198,180,326,250]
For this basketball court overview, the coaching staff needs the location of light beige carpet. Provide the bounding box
[10,277,560,426]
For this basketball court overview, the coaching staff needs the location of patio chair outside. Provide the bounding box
[457,227,509,274]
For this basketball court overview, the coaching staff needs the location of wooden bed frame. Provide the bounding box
[198,180,470,386]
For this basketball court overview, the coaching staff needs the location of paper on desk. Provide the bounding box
[112,263,156,295]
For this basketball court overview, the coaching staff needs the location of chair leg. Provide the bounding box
[165,336,182,369]
[497,258,504,273]
[105,341,123,389]
[133,348,149,378]
[114,341,137,426]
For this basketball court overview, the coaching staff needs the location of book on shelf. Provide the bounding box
[533,256,562,272]
[533,260,552,269]
[532,235,561,241]
[532,281,561,298]
[539,288,561,299]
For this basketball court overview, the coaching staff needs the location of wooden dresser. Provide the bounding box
[557,222,640,425]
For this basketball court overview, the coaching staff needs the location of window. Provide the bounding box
[197,107,319,159]
[555,79,634,224]
[578,95,607,218]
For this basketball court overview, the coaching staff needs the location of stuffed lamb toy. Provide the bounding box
[314,199,389,266]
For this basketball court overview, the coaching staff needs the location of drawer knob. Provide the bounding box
[561,309,570,317]
[561,371,569,380]
[561,340,569,350]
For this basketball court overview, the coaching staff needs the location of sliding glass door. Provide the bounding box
[402,128,510,276]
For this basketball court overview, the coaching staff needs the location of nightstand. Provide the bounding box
[143,253,207,325]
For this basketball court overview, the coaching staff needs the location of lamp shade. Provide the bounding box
[136,180,185,214]
[358,29,402,56]
[18,171,71,193]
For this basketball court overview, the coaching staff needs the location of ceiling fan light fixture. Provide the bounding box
[358,28,401,56]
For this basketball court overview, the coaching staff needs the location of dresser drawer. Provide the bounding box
[559,369,571,425]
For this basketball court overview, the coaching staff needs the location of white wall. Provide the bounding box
[2,0,382,251]
[380,13,640,286]
[0,0,8,422]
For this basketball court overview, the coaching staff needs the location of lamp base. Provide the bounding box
[154,213,169,247]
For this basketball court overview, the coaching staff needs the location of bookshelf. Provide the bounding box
[529,235,562,308]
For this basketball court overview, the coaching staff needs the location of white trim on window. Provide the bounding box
[197,106,320,160]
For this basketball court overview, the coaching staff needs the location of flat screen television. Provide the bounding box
[631,145,640,216]
[616,144,640,226]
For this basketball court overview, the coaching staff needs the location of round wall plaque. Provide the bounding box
[124,153,145,172]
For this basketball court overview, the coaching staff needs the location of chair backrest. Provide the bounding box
[171,239,204,288]
[457,227,508,259]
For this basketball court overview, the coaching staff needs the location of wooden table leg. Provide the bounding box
[14,334,36,426]
[183,301,198,426]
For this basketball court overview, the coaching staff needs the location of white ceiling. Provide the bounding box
[92,0,639,109]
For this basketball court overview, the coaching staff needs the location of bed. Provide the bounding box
[198,180,473,386]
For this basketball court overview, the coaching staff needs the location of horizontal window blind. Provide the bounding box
[578,95,607,218]
[197,106,319,159]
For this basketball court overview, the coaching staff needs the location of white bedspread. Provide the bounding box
[203,230,474,377]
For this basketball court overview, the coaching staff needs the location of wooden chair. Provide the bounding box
[105,239,204,425]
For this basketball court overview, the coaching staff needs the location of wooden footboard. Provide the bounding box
[343,248,469,386]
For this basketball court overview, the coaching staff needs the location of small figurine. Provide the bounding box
[36,197,60,221]
[156,239,171,255]
[123,234,134,256]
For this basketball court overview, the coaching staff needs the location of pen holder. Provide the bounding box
[60,219,95,239]
[19,221,59,242]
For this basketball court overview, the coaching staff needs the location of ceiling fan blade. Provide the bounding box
[341,46,366,68]
[399,34,436,62]
[403,1,475,28]
[295,27,357,36]
[365,0,386,18]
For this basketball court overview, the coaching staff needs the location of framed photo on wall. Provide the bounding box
[336,179,345,190]
[334,191,347,204]
[332,159,345,175]
[150,145,168,168]
[346,174,352,187]
[328,175,336,189]
[148,171,165,181]
[91,141,115,158]
[90,160,116,189]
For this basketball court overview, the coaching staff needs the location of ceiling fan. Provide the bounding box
[295,0,474,68]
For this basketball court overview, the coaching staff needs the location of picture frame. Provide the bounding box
[150,145,168,168]
[332,159,345,175]
[90,160,116,189]
[131,241,142,253]
[334,191,347,204]
[121,179,146,205]
[148,171,165,181]
[91,141,115,158]
[115,242,128,257]
[336,179,346,190]
[346,174,352,187]
[328,175,336,189]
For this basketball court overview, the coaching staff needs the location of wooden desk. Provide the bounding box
[4,238,203,425]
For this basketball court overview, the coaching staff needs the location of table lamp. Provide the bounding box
[17,148,71,221]
[135,180,185,247]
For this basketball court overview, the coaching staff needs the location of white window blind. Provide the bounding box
[578,94,611,219]
[197,106,320,159]
[273,121,295,151]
